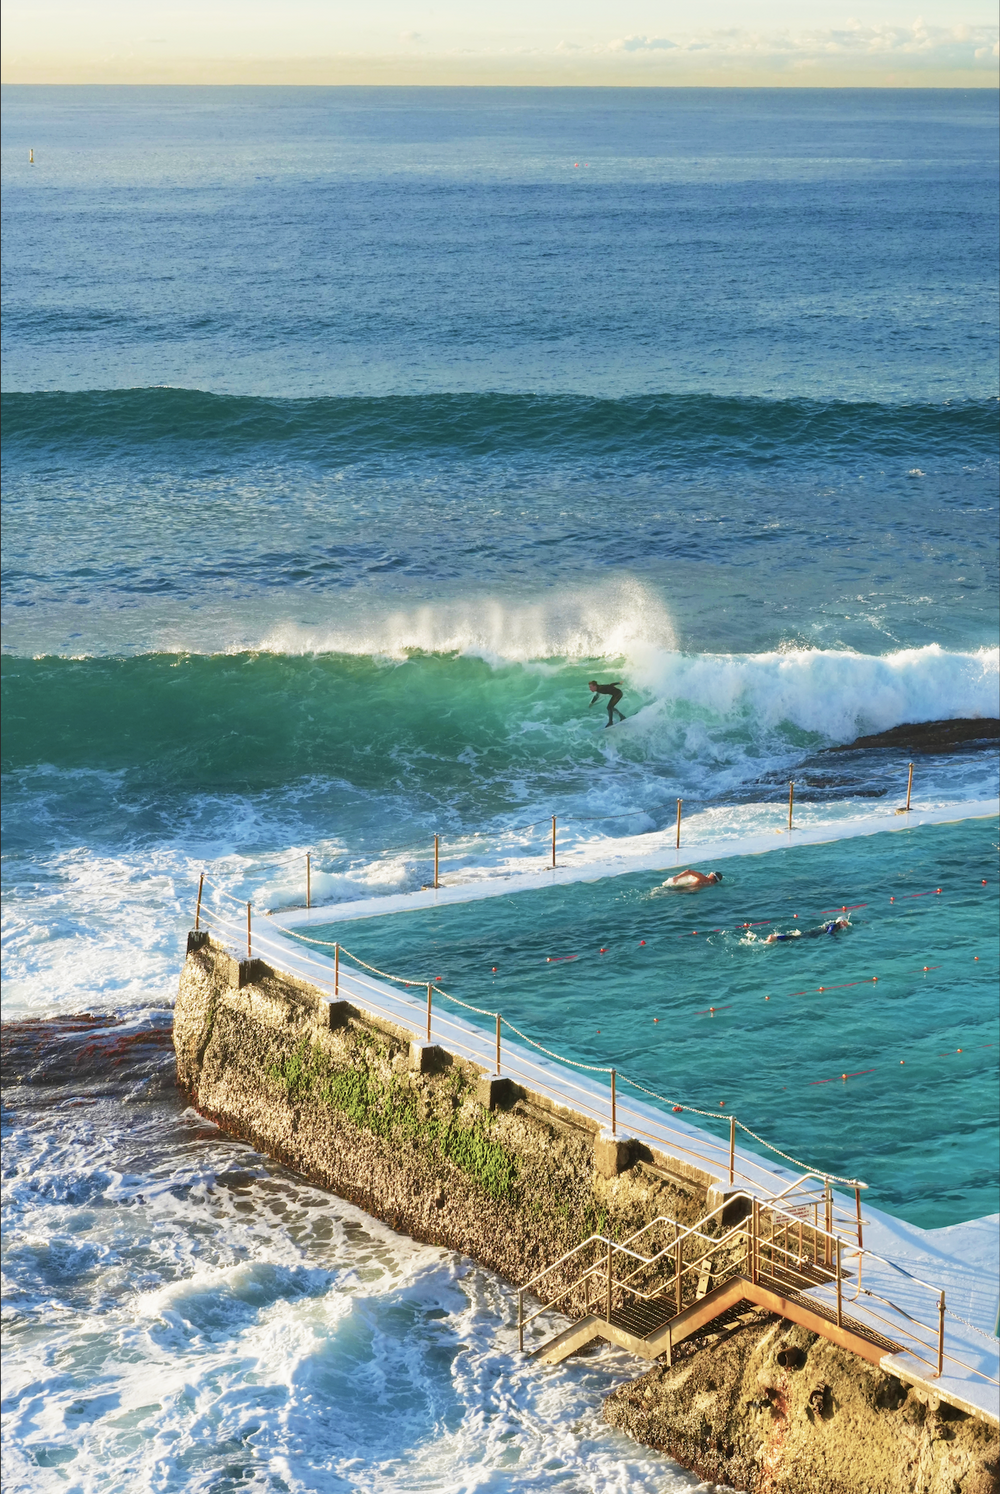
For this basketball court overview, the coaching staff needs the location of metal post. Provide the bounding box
[551,815,557,870]
[824,1180,833,1267]
[750,1199,759,1285]
[936,1293,945,1377]
[306,853,311,910]
[675,798,682,850]
[606,1239,612,1321]
[905,762,914,813]
[675,1236,683,1315]
[835,1242,843,1328]
[788,781,794,832]
[518,1290,524,1353]
[426,983,432,1042]
[855,1185,864,1249]
[729,1115,736,1185]
[495,1012,501,1075]
[334,942,339,996]
[194,872,204,931]
[434,835,440,889]
[610,1069,617,1136]
[246,902,252,960]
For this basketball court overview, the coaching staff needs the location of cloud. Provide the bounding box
[599,19,999,71]
[609,35,678,53]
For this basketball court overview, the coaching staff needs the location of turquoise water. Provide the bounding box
[307,818,1000,1230]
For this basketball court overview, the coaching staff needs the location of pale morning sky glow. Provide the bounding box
[2,1,997,84]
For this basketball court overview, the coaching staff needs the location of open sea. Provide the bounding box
[2,87,999,1492]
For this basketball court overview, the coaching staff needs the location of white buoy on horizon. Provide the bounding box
[29,148,35,164]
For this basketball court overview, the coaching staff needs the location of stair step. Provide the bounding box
[608,1298,675,1339]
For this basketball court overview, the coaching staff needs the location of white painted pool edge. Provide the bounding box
[268,798,1000,931]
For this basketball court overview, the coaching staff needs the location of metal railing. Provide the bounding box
[516,1189,998,1389]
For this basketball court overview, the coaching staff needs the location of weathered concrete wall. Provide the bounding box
[604,1315,999,1494]
[174,939,708,1294]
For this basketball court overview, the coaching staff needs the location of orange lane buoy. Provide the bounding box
[599,947,607,953]
[900,1059,905,1064]
[818,986,825,992]
[765,995,770,1001]
[492,966,497,972]
[653,1017,659,1023]
[890,896,895,902]
[673,1105,683,1113]
[639,939,646,945]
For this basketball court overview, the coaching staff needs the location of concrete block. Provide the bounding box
[327,1000,351,1030]
[476,1073,514,1110]
[593,1129,637,1178]
[187,929,209,955]
[409,1041,446,1073]
[228,956,265,989]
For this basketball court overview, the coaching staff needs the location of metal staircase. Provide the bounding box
[516,1174,954,1377]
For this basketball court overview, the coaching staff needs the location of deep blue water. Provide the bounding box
[1,87,998,1493]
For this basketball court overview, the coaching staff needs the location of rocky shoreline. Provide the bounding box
[827,718,999,755]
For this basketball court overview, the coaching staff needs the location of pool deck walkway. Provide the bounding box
[268,797,1000,931]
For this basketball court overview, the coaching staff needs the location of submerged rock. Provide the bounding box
[825,718,1000,755]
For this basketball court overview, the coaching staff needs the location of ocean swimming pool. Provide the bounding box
[300,817,999,1230]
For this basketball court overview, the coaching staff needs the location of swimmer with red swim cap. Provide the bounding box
[660,869,723,890]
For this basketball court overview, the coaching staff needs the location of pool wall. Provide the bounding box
[174,936,709,1292]
[173,937,999,1493]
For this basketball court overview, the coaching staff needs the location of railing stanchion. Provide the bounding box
[426,983,432,1042]
[675,798,682,850]
[194,872,204,931]
[905,761,914,813]
[551,815,557,870]
[855,1185,863,1249]
[936,1292,945,1377]
[824,1180,833,1267]
[835,1241,843,1328]
[606,1240,612,1322]
[788,781,794,832]
[434,835,440,889]
[750,1199,759,1285]
[518,1290,524,1354]
[306,853,311,910]
[495,1012,501,1075]
[334,942,339,996]
[246,902,252,961]
[675,1235,682,1315]
[610,1069,617,1136]
[729,1115,736,1184]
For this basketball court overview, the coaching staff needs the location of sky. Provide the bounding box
[1,1,998,85]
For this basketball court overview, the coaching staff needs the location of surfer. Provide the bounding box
[588,679,625,727]
[660,870,723,890]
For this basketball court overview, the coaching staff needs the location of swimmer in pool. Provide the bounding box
[764,917,851,943]
[661,869,724,890]
[588,680,626,727]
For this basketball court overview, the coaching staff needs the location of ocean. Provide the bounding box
[2,86,998,1492]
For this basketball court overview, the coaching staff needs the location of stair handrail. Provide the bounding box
[517,1187,998,1391]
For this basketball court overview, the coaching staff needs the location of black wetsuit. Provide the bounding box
[591,682,625,727]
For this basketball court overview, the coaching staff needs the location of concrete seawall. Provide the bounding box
[175,937,999,1494]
